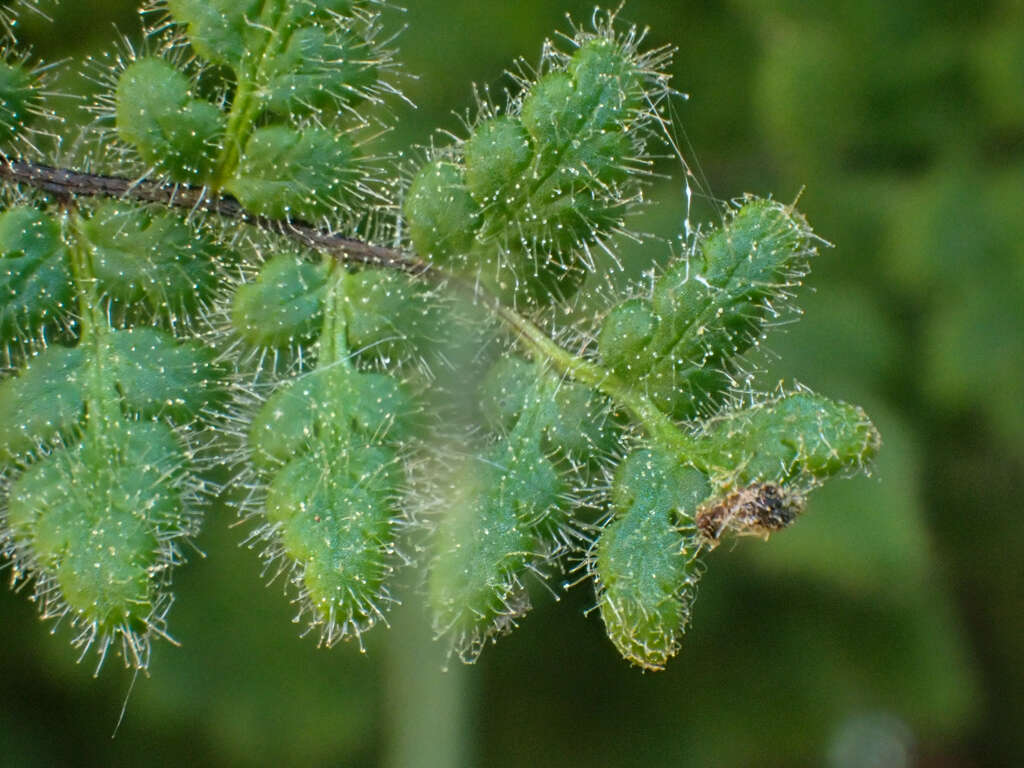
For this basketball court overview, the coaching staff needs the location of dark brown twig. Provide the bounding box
[0,157,432,276]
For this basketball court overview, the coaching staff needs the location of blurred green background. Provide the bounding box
[2,0,1022,766]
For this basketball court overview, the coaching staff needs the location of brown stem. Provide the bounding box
[0,157,431,275]
[0,157,688,447]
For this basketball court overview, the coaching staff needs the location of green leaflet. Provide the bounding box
[0,328,219,462]
[166,0,358,72]
[428,432,564,661]
[479,356,619,460]
[113,1,380,214]
[261,23,379,117]
[0,207,72,343]
[0,316,217,666]
[596,297,656,375]
[0,344,86,460]
[2,203,218,340]
[0,196,226,668]
[344,269,445,361]
[80,202,219,314]
[694,390,880,489]
[249,360,412,642]
[115,57,225,184]
[249,364,414,470]
[164,0,262,67]
[106,328,223,422]
[477,356,538,432]
[6,416,191,665]
[264,440,399,642]
[429,357,617,659]
[404,161,478,265]
[231,254,329,348]
[462,117,532,206]
[226,126,359,220]
[599,197,815,419]
[246,267,416,645]
[595,449,710,670]
[404,33,662,304]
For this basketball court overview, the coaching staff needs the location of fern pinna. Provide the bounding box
[0,1,878,673]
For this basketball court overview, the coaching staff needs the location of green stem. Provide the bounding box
[211,0,293,187]
[490,300,697,457]
[213,78,256,187]
[319,260,353,367]
[65,213,121,431]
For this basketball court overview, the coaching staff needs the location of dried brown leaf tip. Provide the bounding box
[695,483,804,549]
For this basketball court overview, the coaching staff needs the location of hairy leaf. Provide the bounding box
[600,197,815,419]
[226,126,358,220]
[0,345,86,460]
[428,433,564,661]
[595,449,709,670]
[6,417,191,665]
[107,327,222,422]
[0,206,72,342]
[231,254,329,348]
[81,202,218,313]
[115,57,224,184]
[696,390,880,488]
[405,30,666,305]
